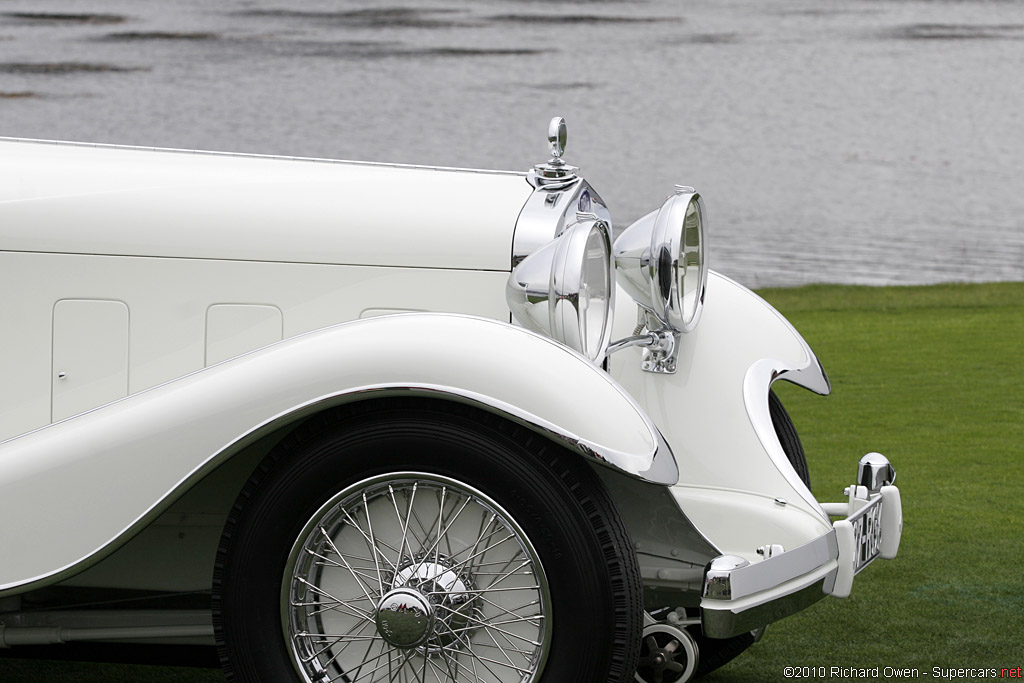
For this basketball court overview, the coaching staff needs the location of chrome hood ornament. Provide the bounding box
[529,116,579,189]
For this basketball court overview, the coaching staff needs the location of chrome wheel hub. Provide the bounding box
[375,587,434,648]
[392,557,479,651]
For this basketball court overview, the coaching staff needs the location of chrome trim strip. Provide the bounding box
[638,427,680,485]
[701,576,829,639]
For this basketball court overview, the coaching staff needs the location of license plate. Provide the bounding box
[849,497,883,573]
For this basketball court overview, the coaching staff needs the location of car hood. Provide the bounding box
[0,138,531,272]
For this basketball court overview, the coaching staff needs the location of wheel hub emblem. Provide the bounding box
[375,588,434,648]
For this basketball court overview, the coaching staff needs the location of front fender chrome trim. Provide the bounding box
[744,359,829,519]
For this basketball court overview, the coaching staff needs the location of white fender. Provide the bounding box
[0,313,672,593]
[610,271,835,557]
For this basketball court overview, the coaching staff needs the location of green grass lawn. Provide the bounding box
[2,282,1021,681]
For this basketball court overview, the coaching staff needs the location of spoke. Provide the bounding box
[426,656,456,683]
[425,584,541,598]
[441,610,543,632]
[341,507,400,575]
[433,487,447,574]
[362,493,387,596]
[296,577,374,623]
[315,530,379,604]
[436,641,464,683]
[387,648,417,683]
[409,499,436,554]
[474,594,541,623]
[310,544,382,586]
[412,491,473,578]
[295,612,376,665]
[293,592,373,619]
[295,633,379,641]
[482,551,528,589]
[339,639,394,683]
[417,649,430,683]
[322,632,381,671]
[389,483,418,587]
[445,513,498,569]
[443,628,505,683]
[475,637,535,659]
[438,647,532,679]
[444,532,516,577]
[435,605,542,648]
[480,620,519,671]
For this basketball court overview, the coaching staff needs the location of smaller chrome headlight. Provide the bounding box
[614,186,707,334]
[507,216,615,362]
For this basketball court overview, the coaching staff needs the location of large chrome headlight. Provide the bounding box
[507,215,615,362]
[614,186,707,333]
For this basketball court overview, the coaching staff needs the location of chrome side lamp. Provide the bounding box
[507,213,615,363]
[608,186,708,373]
[858,453,896,493]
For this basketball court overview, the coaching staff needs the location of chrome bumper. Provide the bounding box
[700,456,903,639]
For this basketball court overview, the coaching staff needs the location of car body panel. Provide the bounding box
[0,138,530,271]
[0,250,511,441]
[0,312,669,594]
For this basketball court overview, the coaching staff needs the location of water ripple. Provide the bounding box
[1,12,129,25]
[0,63,146,74]
[884,23,1024,40]
[99,32,221,42]
[233,8,474,29]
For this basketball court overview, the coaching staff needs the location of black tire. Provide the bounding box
[213,398,642,683]
[690,390,809,679]
[768,389,810,489]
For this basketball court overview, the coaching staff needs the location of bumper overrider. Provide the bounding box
[700,453,903,638]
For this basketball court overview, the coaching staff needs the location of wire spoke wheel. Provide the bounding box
[283,473,551,683]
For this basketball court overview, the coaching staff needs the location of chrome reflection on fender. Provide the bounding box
[610,187,708,374]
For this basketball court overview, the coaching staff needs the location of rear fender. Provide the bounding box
[0,313,672,594]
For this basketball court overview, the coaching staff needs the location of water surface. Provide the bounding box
[2,0,1022,287]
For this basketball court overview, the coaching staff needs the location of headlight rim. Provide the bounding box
[648,189,707,334]
[507,215,616,364]
[551,215,616,362]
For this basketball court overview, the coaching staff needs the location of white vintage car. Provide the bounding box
[0,119,901,683]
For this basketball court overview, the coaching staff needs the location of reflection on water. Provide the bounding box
[1,0,1022,287]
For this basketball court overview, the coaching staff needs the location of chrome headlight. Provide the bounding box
[507,216,615,362]
[614,186,707,333]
